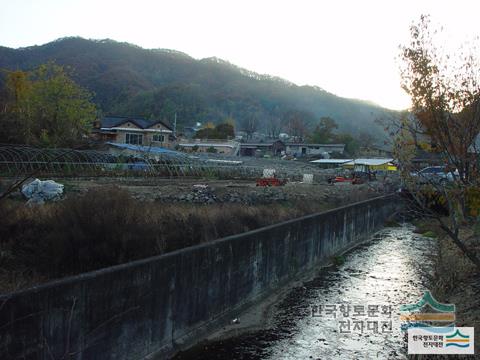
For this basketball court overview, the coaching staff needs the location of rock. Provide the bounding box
[193,184,208,190]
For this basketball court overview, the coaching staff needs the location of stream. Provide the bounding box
[174,224,436,359]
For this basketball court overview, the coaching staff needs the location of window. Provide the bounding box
[420,167,445,174]
[125,133,143,145]
[152,134,165,142]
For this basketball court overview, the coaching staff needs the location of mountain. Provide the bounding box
[0,37,395,136]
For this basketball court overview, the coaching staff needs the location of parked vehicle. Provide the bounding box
[410,166,457,184]
[327,171,374,185]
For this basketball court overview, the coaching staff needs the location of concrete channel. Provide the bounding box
[174,225,435,359]
[0,195,400,359]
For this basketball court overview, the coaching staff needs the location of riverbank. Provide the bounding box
[424,223,480,355]
[173,225,435,359]
[0,182,381,293]
[0,195,399,359]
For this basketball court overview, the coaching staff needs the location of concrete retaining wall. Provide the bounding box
[0,195,399,359]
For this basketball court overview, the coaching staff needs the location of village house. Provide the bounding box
[285,143,345,156]
[239,140,286,156]
[239,141,345,157]
[93,116,174,148]
[177,139,240,155]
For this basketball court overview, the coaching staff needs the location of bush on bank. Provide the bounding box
[0,186,330,290]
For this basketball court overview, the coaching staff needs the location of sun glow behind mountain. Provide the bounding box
[1,0,479,111]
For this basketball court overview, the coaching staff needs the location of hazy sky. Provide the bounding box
[1,0,479,110]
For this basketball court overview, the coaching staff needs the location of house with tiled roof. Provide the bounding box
[93,116,174,147]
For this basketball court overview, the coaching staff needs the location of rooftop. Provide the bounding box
[100,116,173,131]
[310,159,353,164]
[343,158,394,166]
[286,143,345,147]
[107,142,183,156]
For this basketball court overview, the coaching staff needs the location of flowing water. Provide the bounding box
[174,225,436,360]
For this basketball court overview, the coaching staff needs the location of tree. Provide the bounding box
[318,116,338,137]
[309,116,338,143]
[116,84,208,127]
[215,123,234,138]
[194,122,234,139]
[290,117,306,141]
[239,115,259,140]
[0,62,96,147]
[335,133,359,156]
[308,116,359,155]
[358,132,375,149]
[0,71,32,143]
[282,110,314,142]
[266,115,282,139]
[398,15,480,269]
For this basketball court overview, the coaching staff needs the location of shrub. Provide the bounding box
[0,188,332,287]
[332,255,346,266]
[15,187,164,276]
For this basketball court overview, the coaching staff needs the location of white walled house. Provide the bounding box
[93,116,174,147]
[285,143,345,156]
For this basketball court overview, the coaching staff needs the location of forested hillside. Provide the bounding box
[0,37,395,136]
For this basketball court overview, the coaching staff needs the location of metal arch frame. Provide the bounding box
[0,144,262,179]
[0,145,195,177]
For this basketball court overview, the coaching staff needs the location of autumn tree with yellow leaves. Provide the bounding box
[0,62,96,147]
[397,15,480,269]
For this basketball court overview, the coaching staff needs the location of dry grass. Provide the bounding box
[434,233,475,295]
[409,219,480,358]
[430,225,480,355]
[0,186,331,292]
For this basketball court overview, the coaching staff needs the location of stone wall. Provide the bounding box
[0,195,399,359]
